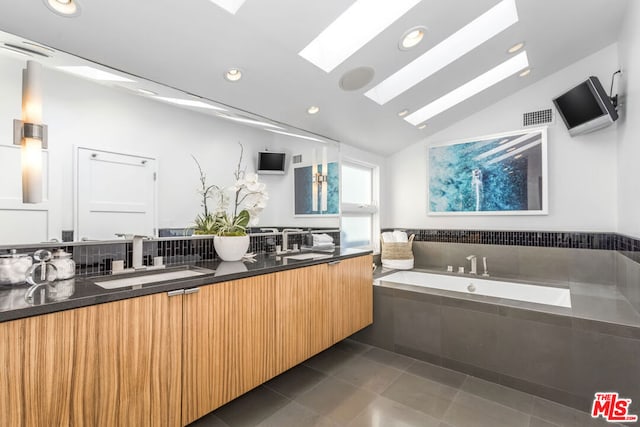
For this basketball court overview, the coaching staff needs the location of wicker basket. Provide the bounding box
[381,234,415,261]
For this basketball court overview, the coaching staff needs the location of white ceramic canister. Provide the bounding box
[49,249,76,280]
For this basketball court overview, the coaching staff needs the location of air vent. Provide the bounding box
[292,154,302,164]
[523,108,553,127]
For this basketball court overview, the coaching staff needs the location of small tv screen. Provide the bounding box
[552,76,618,136]
[257,152,286,175]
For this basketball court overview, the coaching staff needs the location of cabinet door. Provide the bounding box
[182,275,276,425]
[275,263,331,372]
[0,292,183,427]
[330,255,374,342]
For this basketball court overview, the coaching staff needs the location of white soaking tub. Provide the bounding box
[377,270,571,308]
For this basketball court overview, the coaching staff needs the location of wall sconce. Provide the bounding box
[13,60,47,204]
[311,147,328,212]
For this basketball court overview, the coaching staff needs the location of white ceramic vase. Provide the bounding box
[214,235,250,262]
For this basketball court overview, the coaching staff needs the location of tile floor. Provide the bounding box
[188,339,622,427]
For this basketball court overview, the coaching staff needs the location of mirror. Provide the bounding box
[0,30,341,246]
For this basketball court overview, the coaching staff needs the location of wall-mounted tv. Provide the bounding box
[257,151,286,175]
[552,76,618,136]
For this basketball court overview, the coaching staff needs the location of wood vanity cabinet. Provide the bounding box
[0,292,183,427]
[181,274,277,426]
[0,254,372,427]
[330,255,374,342]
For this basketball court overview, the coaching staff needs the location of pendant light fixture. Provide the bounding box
[14,61,47,204]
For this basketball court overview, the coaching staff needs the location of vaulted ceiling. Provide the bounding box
[0,0,629,154]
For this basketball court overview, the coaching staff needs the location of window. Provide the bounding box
[340,161,379,252]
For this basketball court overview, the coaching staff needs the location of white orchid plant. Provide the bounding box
[192,143,269,236]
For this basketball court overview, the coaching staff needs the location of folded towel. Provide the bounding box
[312,233,334,245]
[392,230,408,243]
[381,232,395,243]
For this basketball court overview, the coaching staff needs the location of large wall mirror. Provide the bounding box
[0,30,340,246]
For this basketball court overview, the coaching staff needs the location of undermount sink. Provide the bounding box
[283,253,333,261]
[93,266,215,289]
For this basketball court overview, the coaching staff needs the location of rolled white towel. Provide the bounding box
[312,233,334,245]
[392,230,409,243]
[381,232,395,243]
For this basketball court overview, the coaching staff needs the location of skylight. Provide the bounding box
[56,66,135,82]
[365,0,519,105]
[208,0,247,15]
[299,0,423,73]
[155,97,226,111]
[404,51,529,125]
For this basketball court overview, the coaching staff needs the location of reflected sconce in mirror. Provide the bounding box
[13,60,47,204]
[311,147,328,212]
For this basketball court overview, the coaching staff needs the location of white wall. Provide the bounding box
[0,54,385,242]
[617,1,640,239]
[386,44,620,231]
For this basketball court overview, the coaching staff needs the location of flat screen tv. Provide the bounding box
[257,151,286,175]
[552,76,618,136]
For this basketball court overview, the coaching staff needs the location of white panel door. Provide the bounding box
[76,147,157,241]
[0,144,50,245]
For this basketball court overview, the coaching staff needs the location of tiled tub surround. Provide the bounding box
[0,229,340,278]
[357,243,640,414]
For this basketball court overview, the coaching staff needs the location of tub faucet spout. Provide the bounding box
[466,255,477,275]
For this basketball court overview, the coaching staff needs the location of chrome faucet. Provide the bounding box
[281,229,303,253]
[466,254,477,275]
[115,234,150,270]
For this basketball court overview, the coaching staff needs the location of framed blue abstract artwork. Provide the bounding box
[294,162,339,216]
[428,127,548,215]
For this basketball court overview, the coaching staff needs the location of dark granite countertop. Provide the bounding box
[0,248,372,323]
[374,266,640,334]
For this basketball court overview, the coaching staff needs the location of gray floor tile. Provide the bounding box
[381,372,458,418]
[349,396,441,427]
[531,397,623,427]
[265,364,327,399]
[461,376,535,413]
[296,376,377,425]
[406,360,468,388]
[188,413,230,427]
[334,339,373,355]
[332,355,403,393]
[213,386,290,427]
[257,402,337,427]
[360,346,415,370]
[303,346,358,375]
[443,390,530,427]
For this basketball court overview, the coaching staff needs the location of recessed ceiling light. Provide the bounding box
[299,0,422,73]
[398,109,409,117]
[207,0,247,14]
[366,0,519,105]
[519,68,531,77]
[155,96,225,111]
[224,68,243,82]
[265,129,324,143]
[404,51,529,125]
[217,114,284,129]
[418,124,427,129]
[399,26,427,50]
[56,66,135,82]
[137,89,157,96]
[514,154,523,159]
[508,42,525,54]
[307,106,320,114]
[43,0,81,17]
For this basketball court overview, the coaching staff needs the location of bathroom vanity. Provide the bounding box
[0,250,373,427]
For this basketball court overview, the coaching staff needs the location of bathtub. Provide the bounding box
[377,270,571,308]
